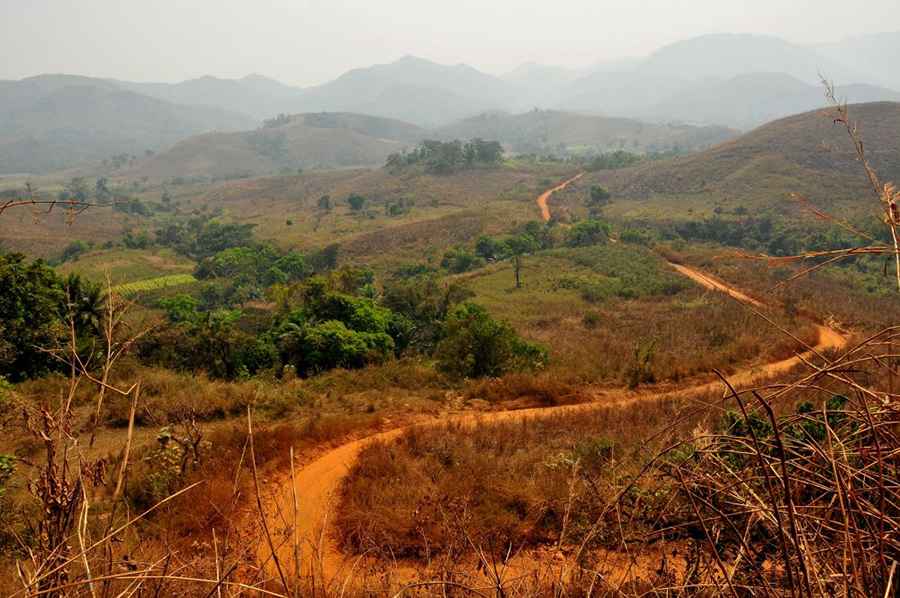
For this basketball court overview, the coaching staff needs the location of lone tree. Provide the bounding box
[506,234,539,289]
[347,193,366,212]
[588,185,611,211]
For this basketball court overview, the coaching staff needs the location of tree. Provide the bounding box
[318,195,332,211]
[62,177,90,203]
[436,303,546,378]
[0,254,66,381]
[588,186,611,208]
[382,274,473,351]
[567,219,611,247]
[506,234,539,289]
[310,243,340,272]
[159,294,201,324]
[66,274,105,337]
[278,320,393,375]
[470,138,503,164]
[475,236,508,261]
[190,222,256,258]
[94,177,112,203]
[347,194,366,212]
[441,247,484,274]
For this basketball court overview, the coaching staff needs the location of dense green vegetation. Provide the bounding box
[0,254,103,381]
[386,138,504,174]
[435,303,546,378]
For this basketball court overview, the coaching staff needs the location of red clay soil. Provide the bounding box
[536,173,584,221]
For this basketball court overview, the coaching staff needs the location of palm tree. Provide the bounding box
[65,274,105,337]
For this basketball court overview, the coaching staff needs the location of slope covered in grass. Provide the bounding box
[130,113,427,179]
[596,102,900,203]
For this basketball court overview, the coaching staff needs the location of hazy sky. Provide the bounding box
[3,0,899,86]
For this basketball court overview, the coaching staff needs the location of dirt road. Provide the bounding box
[255,182,848,581]
[536,173,584,221]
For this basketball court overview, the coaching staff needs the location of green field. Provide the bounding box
[57,247,196,285]
[111,273,198,296]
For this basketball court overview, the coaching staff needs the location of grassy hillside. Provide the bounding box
[56,247,195,284]
[0,161,574,259]
[129,113,426,179]
[437,109,737,154]
[595,102,900,205]
[167,163,574,263]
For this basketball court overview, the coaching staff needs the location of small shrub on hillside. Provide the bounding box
[441,247,484,274]
[436,303,546,378]
[624,340,656,388]
[347,193,367,211]
[567,219,611,247]
[582,311,601,328]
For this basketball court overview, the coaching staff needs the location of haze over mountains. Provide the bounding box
[2,31,899,174]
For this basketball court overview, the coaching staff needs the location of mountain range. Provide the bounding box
[3,31,899,174]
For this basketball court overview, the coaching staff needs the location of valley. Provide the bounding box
[1,14,899,598]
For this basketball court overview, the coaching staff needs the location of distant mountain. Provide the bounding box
[502,63,580,109]
[636,34,863,84]
[130,112,426,179]
[292,56,515,126]
[554,34,895,128]
[0,75,254,173]
[645,73,900,129]
[436,109,737,154]
[815,32,900,91]
[558,70,691,117]
[600,102,900,200]
[116,74,305,121]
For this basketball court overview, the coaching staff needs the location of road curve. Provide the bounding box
[256,183,847,581]
[536,173,584,222]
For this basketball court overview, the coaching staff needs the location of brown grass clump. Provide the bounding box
[462,372,587,406]
[334,394,687,561]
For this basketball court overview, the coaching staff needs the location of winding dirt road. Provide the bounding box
[536,173,584,221]
[256,182,848,582]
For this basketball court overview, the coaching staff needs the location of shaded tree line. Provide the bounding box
[386,138,504,174]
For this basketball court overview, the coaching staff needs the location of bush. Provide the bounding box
[567,219,611,247]
[582,311,601,328]
[441,247,485,274]
[282,320,394,374]
[347,194,367,211]
[436,303,546,378]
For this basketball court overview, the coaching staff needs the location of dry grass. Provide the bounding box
[463,244,820,385]
[334,393,688,561]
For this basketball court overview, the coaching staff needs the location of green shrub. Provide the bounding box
[436,303,546,378]
[566,219,611,247]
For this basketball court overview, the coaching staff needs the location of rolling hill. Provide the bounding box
[129,112,427,179]
[597,102,900,201]
[435,109,738,154]
[0,75,255,173]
